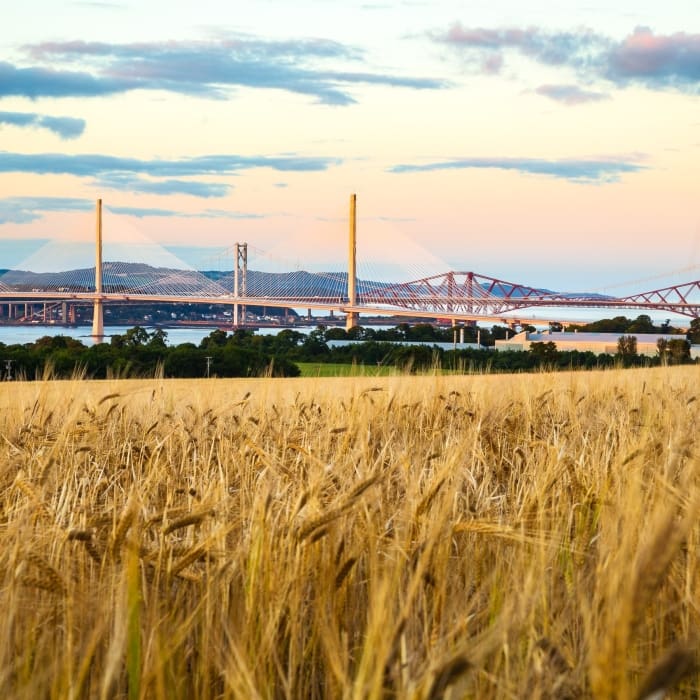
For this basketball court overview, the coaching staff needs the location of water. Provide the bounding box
[0,312,688,348]
[0,324,327,347]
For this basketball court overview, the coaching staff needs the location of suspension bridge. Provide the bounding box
[0,195,699,339]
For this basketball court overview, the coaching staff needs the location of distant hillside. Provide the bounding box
[0,262,611,300]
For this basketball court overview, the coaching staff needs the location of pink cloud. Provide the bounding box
[433,23,700,91]
[608,26,700,83]
[535,84,608,105]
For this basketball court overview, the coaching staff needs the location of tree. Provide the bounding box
[617,335,638,363]
[200,329,229,348]
[110,333,125,348]
[395,323,411,340]
[324,327,347,340]
[588,316,631,333]
[270,329,305,355]
[345,325,365,340]
[688,318,700,344]
[148,328,168,349]
[657,338,669,364]
[302,326,329,357]
[124,326,150,347]
[669,338,690,364]
[33,335,85,352]
[529,341,558,364]
[627,314,655,333]
[406,324,440,341]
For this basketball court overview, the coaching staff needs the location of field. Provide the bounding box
[1,367,699,698]
[295,362,400,377]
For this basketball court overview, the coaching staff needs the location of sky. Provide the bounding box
[0,0,698,297]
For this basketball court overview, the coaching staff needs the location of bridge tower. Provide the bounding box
[345,193,359,330]
[91,199,105,339]
[233,242,248,326]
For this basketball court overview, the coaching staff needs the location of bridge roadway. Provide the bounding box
[1,291,698,326]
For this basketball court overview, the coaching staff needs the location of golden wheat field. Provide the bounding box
[1,366,699,699]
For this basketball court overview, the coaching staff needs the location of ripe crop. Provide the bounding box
[1,367,698,698]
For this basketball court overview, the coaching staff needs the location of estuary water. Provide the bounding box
[0,324,323,347]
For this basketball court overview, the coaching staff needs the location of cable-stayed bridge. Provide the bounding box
[1,197,699,337]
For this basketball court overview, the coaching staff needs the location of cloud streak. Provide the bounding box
[0,110,86,139]
[0,61,130,99]
[105,205,263,219]
[0,196,266,224]
[0,151,340,197]
[534,84,609,105]
[95,173,231,198]
[4,37,447,106]
[433,24,700,94]
[0,197,92,224]
[389,156,646,183]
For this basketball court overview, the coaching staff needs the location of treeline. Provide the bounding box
[0,327,300,380]
[332,315,692,343]
[0,316,697,380]
[308,335,691,373]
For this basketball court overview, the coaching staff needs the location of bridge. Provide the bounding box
[1,195,699,338]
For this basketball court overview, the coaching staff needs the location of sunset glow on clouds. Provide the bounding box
[0,0,697,291]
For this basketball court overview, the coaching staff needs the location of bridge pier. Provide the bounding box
[91,199,105,340]
[92,300,104,337]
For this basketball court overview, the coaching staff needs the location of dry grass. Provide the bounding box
[0,367,699,698]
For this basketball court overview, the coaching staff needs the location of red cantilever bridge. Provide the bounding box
[357,271,700,319]
[0,197,698,334]
[1,266,699,330]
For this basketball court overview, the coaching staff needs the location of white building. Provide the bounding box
[327,340,488,351]
[495,331,688,357]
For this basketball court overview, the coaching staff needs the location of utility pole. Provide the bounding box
[205,356,212,378]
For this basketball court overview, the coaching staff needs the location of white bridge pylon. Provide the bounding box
[1,196,700,339]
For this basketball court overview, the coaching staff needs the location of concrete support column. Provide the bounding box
[345,193,359,331]
[92,199,105,340]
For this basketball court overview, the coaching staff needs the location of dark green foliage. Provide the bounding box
[0,327,301,380]
[657,338,691,365]
[0,316,695,380]
[687,318,700,344]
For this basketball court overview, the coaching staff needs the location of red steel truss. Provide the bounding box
[618,280,700,317]
[359,272,700,318]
